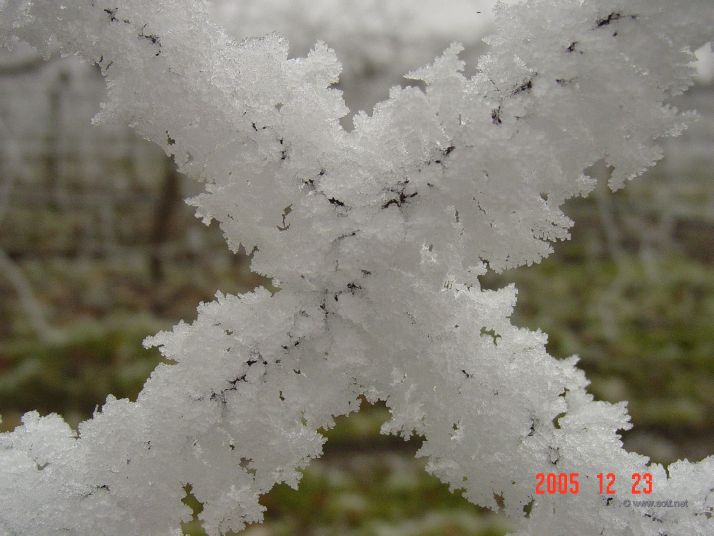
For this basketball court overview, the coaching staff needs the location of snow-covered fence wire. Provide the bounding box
[0,0,491,266]
[0,1,713,535]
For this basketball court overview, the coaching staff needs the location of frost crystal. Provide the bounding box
[0,1,713,535]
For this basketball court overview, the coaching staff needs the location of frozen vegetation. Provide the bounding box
[0,1,712,535]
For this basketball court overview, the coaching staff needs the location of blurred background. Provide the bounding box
[0,2,712,535]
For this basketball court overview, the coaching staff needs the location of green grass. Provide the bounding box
[0,314,164,430]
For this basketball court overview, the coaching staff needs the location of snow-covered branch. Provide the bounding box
[0,1,712,535]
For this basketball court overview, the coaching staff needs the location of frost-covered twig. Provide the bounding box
[0,1,712,535]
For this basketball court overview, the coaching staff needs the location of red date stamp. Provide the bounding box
[535,472,653,495]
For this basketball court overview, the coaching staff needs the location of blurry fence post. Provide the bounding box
[149,158,182,284]
[44,69,69,210]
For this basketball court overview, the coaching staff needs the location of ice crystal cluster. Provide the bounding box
[208,0,490,112]
[1,1,713,535]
